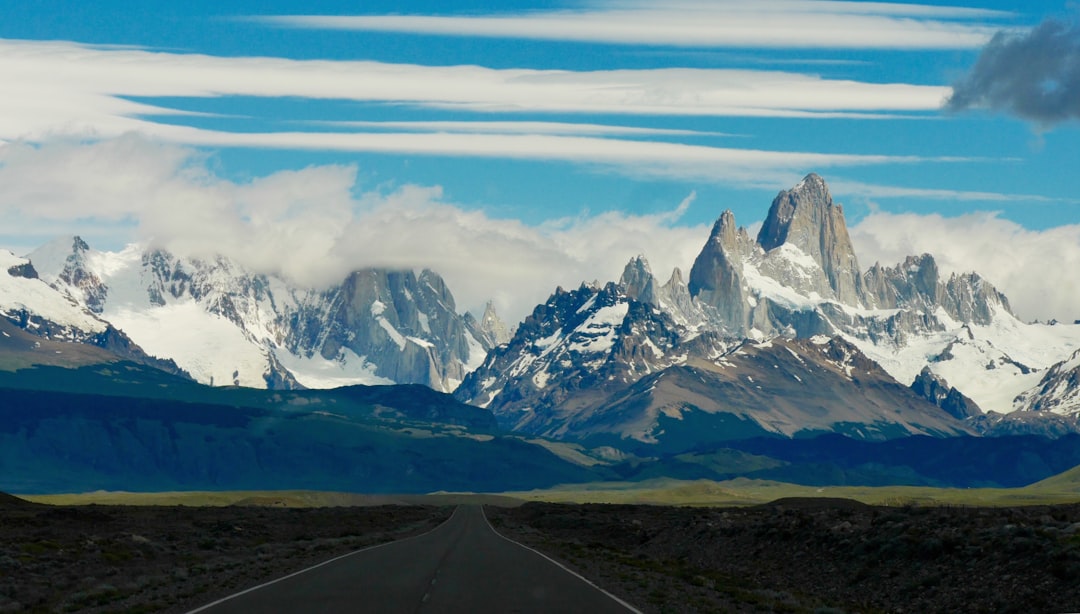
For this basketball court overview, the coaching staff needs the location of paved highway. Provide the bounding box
[188,505,639,613]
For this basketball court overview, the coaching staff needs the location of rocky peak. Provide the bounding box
[28,235,108,313]
[619,255,658,305]
[466,300,513,348]
[653,267,702,328]
[863,253,941,311]
[942,272,1013,325]
[292,267,477,391]
[665,267,685,288]
[6,260,38,280]
[910,366,983,420]
[756,173,863,305]
[688,210,752,332]
[481,301,513,345]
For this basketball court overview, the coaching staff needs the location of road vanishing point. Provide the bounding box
[188,505,640,613]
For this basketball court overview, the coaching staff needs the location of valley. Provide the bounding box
[5,1,1080,610]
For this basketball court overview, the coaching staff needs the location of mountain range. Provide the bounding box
[13,237,513,392]
[4,173,1080,474]
[456,174,1080,446]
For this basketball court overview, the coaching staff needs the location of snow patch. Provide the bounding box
[377,317,407,350]
[568,302,629,354]
[107,301,268,387]
[276,347,393,388]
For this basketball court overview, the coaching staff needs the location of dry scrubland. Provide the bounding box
[5,485,1080,613]
[488,500,1080,613]
[0,494,450,613]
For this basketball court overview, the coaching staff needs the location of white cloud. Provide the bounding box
[155,125,937,188]
[309,120,732,138]
[0,38,948,144]
[0,135,708,322]
[0,37,977,191]
[257,0,1007,49]
[336,186,708,321]
[4,136,1076,325]
[829,179,1066,204]
[850,211,1080,323]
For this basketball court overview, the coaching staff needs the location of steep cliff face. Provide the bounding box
[288,268,479,391]
[688,210,754,334]
[863,254,942,312]
[756,173,864,305]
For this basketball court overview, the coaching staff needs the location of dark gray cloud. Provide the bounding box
[947,19,1080,125]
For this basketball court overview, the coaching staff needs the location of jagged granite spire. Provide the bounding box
[688,210,753,332]
[863,254,941,311]
[862,253,1014,325]
[756,173,864,305]
[466,300,513,347]
[619,254,658,305]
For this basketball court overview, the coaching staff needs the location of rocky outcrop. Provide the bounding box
[29,236,109,312]
[465,300,514,349]
[910,367,983,420]
[620,255,659,305]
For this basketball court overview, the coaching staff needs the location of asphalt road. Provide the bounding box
[188,505,639,613]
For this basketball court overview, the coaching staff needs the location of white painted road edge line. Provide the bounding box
[480,506,644,614]
[185,505,462,613]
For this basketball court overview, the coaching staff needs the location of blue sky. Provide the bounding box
[1,0,1079,321]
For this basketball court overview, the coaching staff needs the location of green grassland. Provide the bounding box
[504,465,1080,507]
[20,462,1080,508]
[19,490,526,508]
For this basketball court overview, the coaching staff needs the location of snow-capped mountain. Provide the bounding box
[23,238,507,391]
[1014,348,1080,415]
[457,173,1080,445]
[0,249,185,375]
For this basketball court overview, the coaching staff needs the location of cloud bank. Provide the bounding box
[3,135,1077,324]
[948,18,1080,125]
[0,135,707,322]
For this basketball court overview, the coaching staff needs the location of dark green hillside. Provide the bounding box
[0,361,496,430]
[0,363,603,493]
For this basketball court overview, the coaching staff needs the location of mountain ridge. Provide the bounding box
[21,238,511,392]
[457,173,1080,447]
